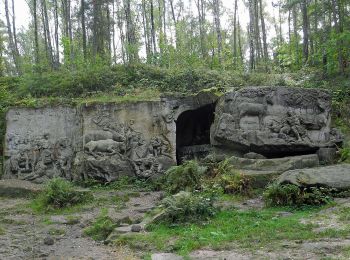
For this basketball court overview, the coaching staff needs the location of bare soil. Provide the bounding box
[1,192,350,259]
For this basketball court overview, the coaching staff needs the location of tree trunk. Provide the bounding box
[212,0,223,65]
[142,0,151,61]
[33,0,40,67]
[259,0,268,70]
[292,4,299,66]
[331,0,345,73]
[4,0,21,74]
[42,0,54,68]
[233,0,238,65]
[150,0,157,54]
[301,0,309,64]
[53,0,60,67]
[248,0,255,70]
[81,0,87,60]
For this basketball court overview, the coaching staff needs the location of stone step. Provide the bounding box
[0,179,43,198]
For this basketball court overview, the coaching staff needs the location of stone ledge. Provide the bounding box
[0,179,43,198]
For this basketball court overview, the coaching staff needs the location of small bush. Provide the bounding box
[164,160,207,194]
[205,159,252,196]
[84,209,116,241]
[32,178,92,211]
[80,176,161,192]
[263,183,332,207]
[339,145,350,163]
[154,191,217,224]
[0,226,5,235]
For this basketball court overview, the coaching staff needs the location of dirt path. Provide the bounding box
[0,191,162,260]
[2,194,350,259]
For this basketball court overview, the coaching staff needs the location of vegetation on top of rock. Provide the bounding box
[263,183,333,207]
[204,159,252,196]
[31,178,93,212]
[84,208,116,241]
[149,191,217,224]
[164,160,207,194]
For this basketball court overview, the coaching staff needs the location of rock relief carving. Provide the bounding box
[81,110,175,181]
[5,134,74,183]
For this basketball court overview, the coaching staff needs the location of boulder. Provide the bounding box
[228,154,319,172]
[211,87,342,157]
[277,164,350,189]
[317,147,338,164]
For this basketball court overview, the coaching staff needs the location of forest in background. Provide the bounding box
[0,0,349,77]
[0,0,350,154]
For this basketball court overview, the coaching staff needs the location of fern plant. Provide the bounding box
[164,160,207,194]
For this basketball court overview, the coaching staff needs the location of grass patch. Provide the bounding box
[84,208,117,241]
[31,178,93,213]
[0,218,26,225]
[0,226,5,235]
[81,176,160,192]
[263,183,333,207]
[337,207,350,222]
[115,206,350,255]
[150,191,217,224]
[164,160,207,194]
[48,228,66,236]
[111,194,131,210]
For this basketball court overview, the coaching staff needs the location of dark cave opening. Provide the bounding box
[176,104,215,164]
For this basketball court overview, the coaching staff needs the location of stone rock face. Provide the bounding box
[277,164,350,189]
[3,92,218,183]
[3,107,81,183]
[211,87,342,157]
[228,154,320,172]
[2,87,343,184]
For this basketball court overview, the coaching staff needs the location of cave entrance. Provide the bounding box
[176,104,215,164]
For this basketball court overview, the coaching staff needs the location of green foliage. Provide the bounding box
[120,206,342,255]
[153,191,217,224]
[32,178,92,212]
[263,183,332,207]
[164,160,207,194]
[80,175,161,192]
[84,208,116,241]
[205,159,252,196]
[339,146,350,163]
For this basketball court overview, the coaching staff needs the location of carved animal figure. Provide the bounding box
[85,139,125,154]
[84,130,124,143]
[238,102,266,118]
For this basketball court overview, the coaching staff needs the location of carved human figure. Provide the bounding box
[279,110,307,141]
[55,138,74,179]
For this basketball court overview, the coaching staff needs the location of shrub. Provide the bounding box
[84,209,116,241]
[263,183,302,207]
[154,191,217,224]
[164,160,207,194]
[32,178,92,211]
[339,145,350,163]
[219,172,252,196]
[205,159,252,196]
[263,183,332,207]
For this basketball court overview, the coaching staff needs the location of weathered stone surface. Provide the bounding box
[277,164,350,189]
[3,92,218,183]
[4,107,80,183]
[3,88,343,184]
[229,154,319,172]
[204,154,320,188]
[0,179,43,197]
[211,87,342,157]
[43,236,54,246]
[151,253,184,260]
[317,147,338,164]
[243,152,266,159]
